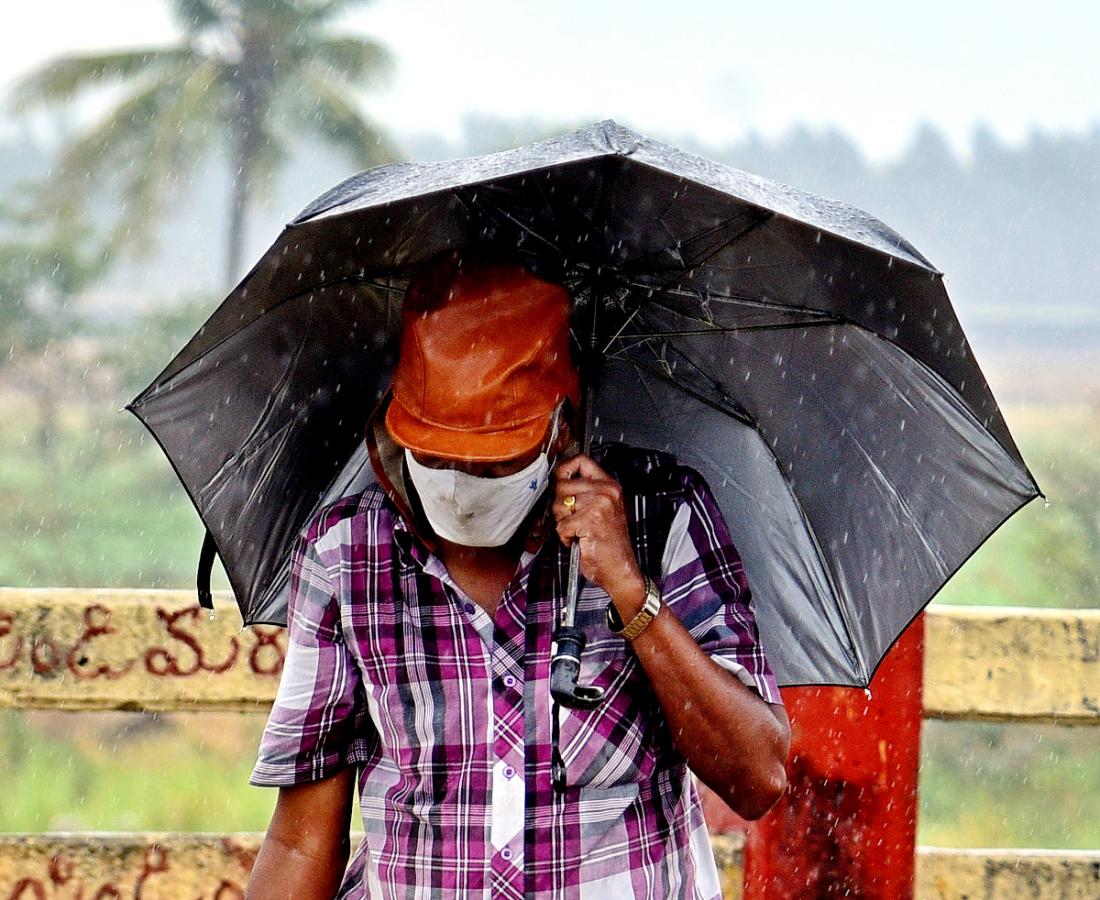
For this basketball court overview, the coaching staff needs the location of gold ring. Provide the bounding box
[563,495,576,513]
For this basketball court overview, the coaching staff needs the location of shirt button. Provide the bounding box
[500,847,513,861]
[462,602,475,615]
[503,765,516,779]
[502,674,516,688]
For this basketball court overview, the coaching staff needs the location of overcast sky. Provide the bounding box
[3,0,1099,162]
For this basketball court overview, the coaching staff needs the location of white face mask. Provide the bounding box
[404,410,560,548]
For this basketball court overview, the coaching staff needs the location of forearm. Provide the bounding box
[620,583,790,819]
[245,769,356,900]
[246,831,350,900]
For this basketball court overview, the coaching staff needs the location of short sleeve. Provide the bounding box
[250,527,373,786]
[658,470,782,706]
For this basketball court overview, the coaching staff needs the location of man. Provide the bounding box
[246,249,790,900]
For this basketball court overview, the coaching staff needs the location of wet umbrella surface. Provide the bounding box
[128,119,1040,687]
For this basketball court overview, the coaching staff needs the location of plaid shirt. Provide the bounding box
[251,444,780,899]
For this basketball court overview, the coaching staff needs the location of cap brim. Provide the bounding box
[385,397,549,462]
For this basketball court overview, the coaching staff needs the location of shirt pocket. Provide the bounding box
[556,653,668,791]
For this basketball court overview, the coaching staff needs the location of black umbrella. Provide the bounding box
[127,119,1040,688]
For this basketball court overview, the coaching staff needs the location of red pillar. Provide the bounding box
[713,614,925,899]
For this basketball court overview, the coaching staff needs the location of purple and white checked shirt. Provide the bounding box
[251,442,781,900]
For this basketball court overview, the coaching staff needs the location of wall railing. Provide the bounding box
[1,590,1097,898]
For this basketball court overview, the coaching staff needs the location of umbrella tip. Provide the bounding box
[593,119,642,156]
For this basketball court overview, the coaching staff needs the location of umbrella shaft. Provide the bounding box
[562,370,596,628]
[562,543,581,627]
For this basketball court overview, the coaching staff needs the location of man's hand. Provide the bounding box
[551,452,790,820]
[552,453,647,618]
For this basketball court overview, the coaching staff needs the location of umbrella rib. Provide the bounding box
[620,334,756,426]
[626,208,774,293]
[620,278,833,318]
[134,273,412,396]
[675,207,774,262]
[616,355,673,432]
[617,206,773,276]
[621,356,754,428]
[533,170,606,254]
[649,291,834,332]
[605,334,656,360]
[656,341,757,424]
[638,326,674,378]
[461,172,614,264]
[661,317,953,572]
[603,305,842,360]
[453,187,568,256]
[351,278,407,295]
[600,293,648,354]
[623,296,1035,491]
[618,318,844,341]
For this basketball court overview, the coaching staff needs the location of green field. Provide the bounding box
[1,393,1098,846]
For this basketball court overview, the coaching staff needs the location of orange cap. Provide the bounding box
[385,249,579,462]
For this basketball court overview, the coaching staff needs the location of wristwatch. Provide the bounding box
[606,575,662,641]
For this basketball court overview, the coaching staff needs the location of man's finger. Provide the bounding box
[553,476,609,499]
[552,498,574,520]
[552,497,605,521]
[555,515,582,544]
[554,453,613,483]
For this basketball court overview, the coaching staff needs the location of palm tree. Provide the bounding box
[11,0,399,286]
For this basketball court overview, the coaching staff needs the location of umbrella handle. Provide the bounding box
[550,627,605,707]
[549,307,605,794]
[549,542,606,710]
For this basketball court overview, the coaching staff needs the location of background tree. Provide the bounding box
[0,198,108,463]
[11,0,399,286]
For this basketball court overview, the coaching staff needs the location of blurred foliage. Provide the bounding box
[935,405,1100,609]
[0,201,110,465]
[0,391,229,590]
[920,721,1100,848]
[9,0,399,283]
[0,286,224,588]
[93,291,217,400]
[0,203,107,347]
[0,710,273,831]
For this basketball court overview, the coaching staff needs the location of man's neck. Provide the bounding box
[438,537,524,569]
[438,534,528,617]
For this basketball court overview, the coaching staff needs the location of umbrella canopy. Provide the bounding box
[128,119,1040,687]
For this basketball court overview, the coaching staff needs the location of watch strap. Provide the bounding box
[606,576,662,640]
